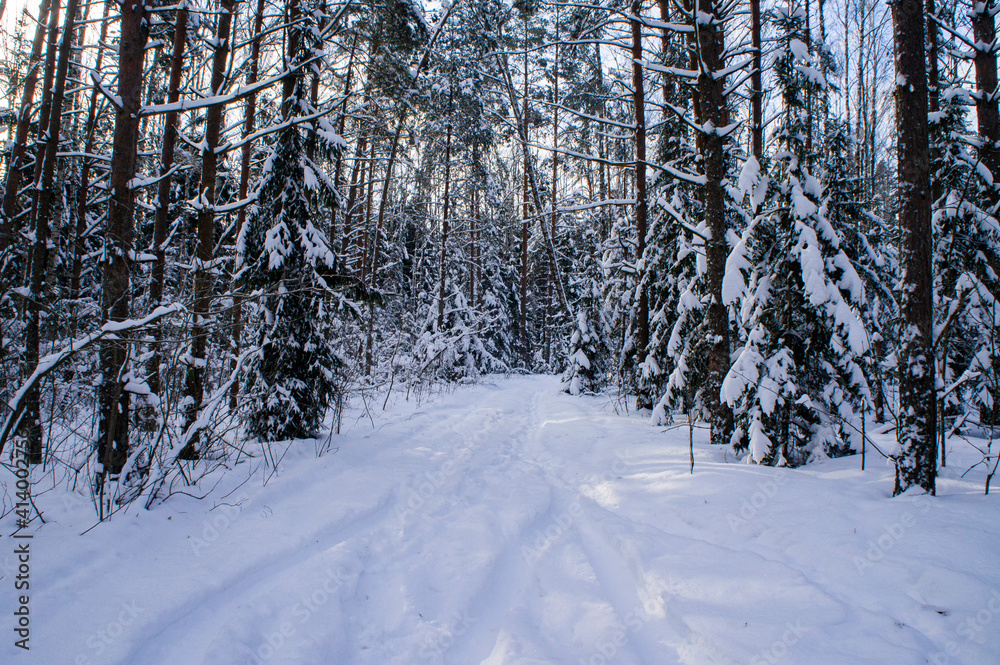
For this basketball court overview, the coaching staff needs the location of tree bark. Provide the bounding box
[331,31,358,248]
[694,0,733,445]
[182,0,237,459]
[892,0,936,495]
[549,12,562,364]
[0,0,53,252]
[230,0,266,410]
[750,0,763,159]
[520,17,530,361]
[31,0,62,156]
[69,0,111,324]
[437,106,453,330]
[23,0,79,464]
[97,0,151,477]
[973,0,1000,186]
[148,5,189,399]
[631,0,651,408]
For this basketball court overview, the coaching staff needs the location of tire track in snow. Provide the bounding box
[338,382,556,664]
[119,383,526,665]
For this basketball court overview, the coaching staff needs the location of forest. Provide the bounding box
[0,0,997,518]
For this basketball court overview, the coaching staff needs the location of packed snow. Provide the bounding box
[2,375,998,665]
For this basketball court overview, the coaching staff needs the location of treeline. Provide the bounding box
[0,0,996,515]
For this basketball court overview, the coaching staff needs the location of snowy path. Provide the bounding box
[4,375,999,665]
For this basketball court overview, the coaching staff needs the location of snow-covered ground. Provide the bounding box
[2,375,998,665]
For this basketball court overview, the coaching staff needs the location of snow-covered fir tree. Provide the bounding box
[721,2,870,465]
[238,1,349,441]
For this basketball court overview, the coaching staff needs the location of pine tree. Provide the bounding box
[891,0,937,494]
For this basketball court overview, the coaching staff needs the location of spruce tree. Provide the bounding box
[239,0,345,441]
[722,3,870,464]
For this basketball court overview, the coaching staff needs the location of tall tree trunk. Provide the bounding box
[856,4,865,188]
[973,0,1000,186]
[148,5,189,400]
[927,0,943,215]
[32,0,62,155]
[594,41,609,240]
[546,13,559,365]
[892,0,936,495]
[843,0,851,137]
[470,166,480,308]
[816,0,829,141]
[24,0,79,464]
[97,0,151,478]
[437,108,453,330]
[361,149,376,285]
[805,0,813,162]
[331,32,358,248]
[182,0,237,460]
[230,0,266,410]
[631,0,651,409]
[281,0,301,113]
[345,143,368,273]
[69,0,111,333]
[750,0,763,159]
[343,127,369,273]
[0,0,53,252]
[520,17,530,361]
[695,0,733,445]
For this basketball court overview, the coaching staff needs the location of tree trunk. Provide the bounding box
[148,5,189,400]
[0,0,53,252]
[750,0,763,159]
[927,0,941,206]
[97,0,151,478]
[891,0,936,495]
[631,0,651,408]
[437,109,453,330]
[843,0,850,135]
[343,127,369,273]
[331,32,358,248]
[23,0,79,464]
[471,168,480,308]
[230,0,266,410]
[32,0,62,158]
[69,0,111,326]
[182,0,237,460]
[546,15,559,365]
[973,0,1000,186]
[695,0,733,445]
[520,18,530,361]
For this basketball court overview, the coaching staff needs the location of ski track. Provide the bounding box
[12,375,1000,665]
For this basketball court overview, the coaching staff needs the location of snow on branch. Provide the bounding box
[0,304,187,459]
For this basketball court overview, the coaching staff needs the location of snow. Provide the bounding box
[3,376,999,665]
[789,39,811,64]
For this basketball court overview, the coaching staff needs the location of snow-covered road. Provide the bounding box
[4,375,999,664]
